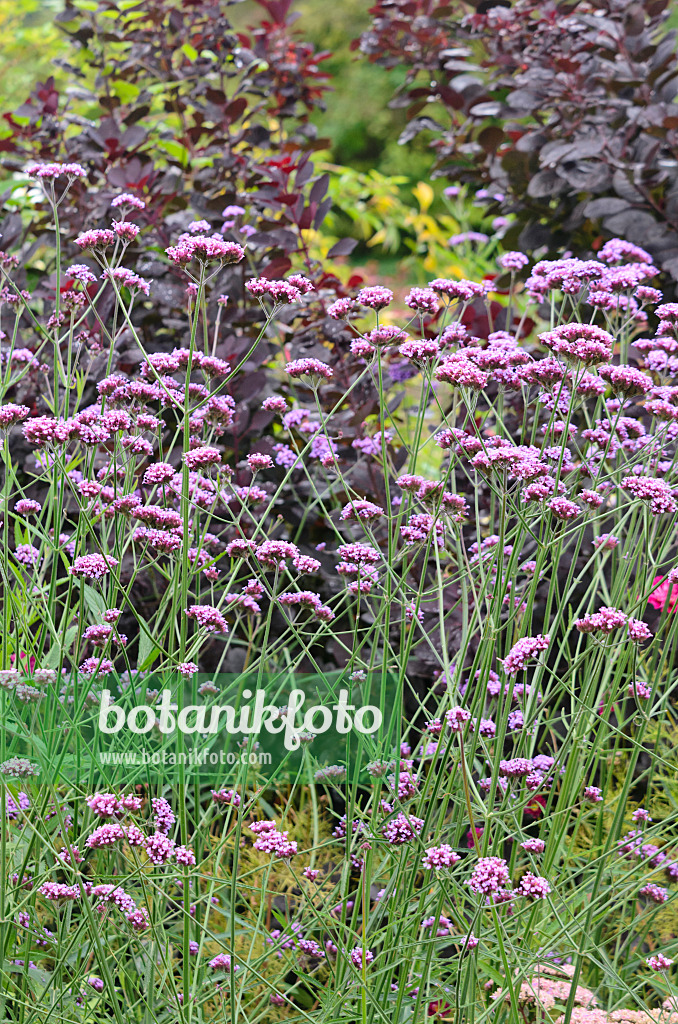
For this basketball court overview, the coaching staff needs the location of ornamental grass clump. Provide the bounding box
[1,165,678,1021]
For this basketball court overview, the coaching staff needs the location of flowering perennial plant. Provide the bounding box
[0,163,678,1022]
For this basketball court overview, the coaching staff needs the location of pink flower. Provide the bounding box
[349,946,375,969]
[247,453,273,471]
[445,706,472,732]
[27,161,86,180]
[112,221,140,243]
[183,446,222,470]
[357,285,393,309]
[111,193,146,210]
[75,229,116,250]
[517,872,551,899]
[422,845,461,871]
[246,278,304,304]
[648,575,678,613]
[209,953,239,972]
[520,838,545,853]
[144,832,176,864]
[327,297,356,318]
[467,857,510,895]
[640,884,668,903]
[499,758,533,778]
[501,635,550,675]
[647,954,673,971]
[382,812,424,845]
[405,286,439,314]
[250,820,297,858]
[539,323,614,364]
[284,358,333,381]
[14,499,41,516]
[0,404,30,428]
[187,604,229,633]
[435,358,488,389]
[165,236,244,266]
[69,554,118,580]
[86,823,126,848]
[39,882,81,901]
[177,662,198,677]
[623,476,677,515]
[279,591,334,621]
[175,845,196,866]
[212,789,241,807]
[86,793,121,818]
[598,364,653,396]
[499,251,529,271]
[262,396,287,413]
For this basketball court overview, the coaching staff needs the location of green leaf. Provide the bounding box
[82,584,106,620]
[112,80,139,104]
[137,627,160,671]
[44,626,78,668]
[158,138,190,164]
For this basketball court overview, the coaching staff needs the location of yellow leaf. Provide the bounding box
[413,181,434,212]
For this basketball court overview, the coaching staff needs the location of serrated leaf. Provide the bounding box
[137,627,160,671]
[82,584,106,621]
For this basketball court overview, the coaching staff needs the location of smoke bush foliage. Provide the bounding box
[355,0,678,281]
[0,0,357,446]
[1,159,678,1021]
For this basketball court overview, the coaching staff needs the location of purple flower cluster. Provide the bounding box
[501,635,550,675]
[250,820,298,859]
[422,845,461,871]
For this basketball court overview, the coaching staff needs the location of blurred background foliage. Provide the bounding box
[0,0,536,287]
[0,0,432,177]
[295,0,433,179]
[0,0,64,107]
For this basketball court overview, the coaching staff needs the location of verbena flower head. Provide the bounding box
[647,954,673,971]
[111,193,146,211]
[520,838,545,853]
[0,757,40,778]
[467,857,510,895]
[349,947,375,968]
[183,446,222,470]
[314,765,347,784]
[186,605,229,633]
[517,872,551,899]
[75,229,116,250]
[382,812,424,845]
[340,500,385,521]
[284,358,333,383]
[0,404,30,428]
[26,161,86,180]
[165,236,245,266]
[435,358,489,389]
[357,285,393,309]
[68,554,118,580]
[539,323,614,365]
[422,845,461,871]
[598,364,653,397]
[209,953,239,972]
[501,635,550,675]
[499,251,529,271]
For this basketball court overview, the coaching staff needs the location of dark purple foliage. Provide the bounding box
[355,0,678,280]
[0,0,360,442]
